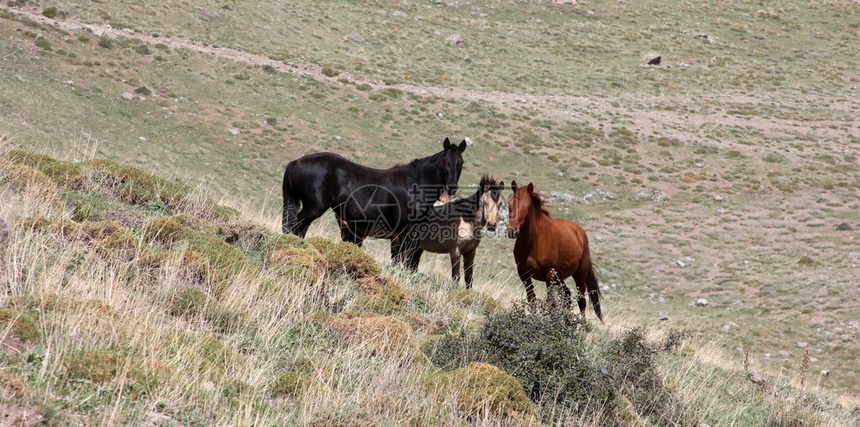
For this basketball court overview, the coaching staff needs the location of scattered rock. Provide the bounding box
[636,190,668,201]
[554,0,577,4]
[228,128,241,136]
[674,260,686,268]
[657,312,669,321]
[695,298,709,307]
[642,52,662,66]
[796,341,808,348]
[445,34,464,45]
[750,373,763,384]
[584,189,615,201]
[820,370,830,377]
[716,206,725,214]
[121,92,135,100]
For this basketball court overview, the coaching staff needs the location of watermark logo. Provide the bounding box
[343,184,401,233]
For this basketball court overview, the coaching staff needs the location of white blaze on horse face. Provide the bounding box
[482,192,500,226]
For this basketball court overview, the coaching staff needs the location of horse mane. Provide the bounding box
[479,174,502,191]
[408,149,445,185]
[529,191,552,218]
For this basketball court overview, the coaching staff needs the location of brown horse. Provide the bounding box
[507,181,603,323]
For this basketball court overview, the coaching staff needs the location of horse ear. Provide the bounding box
[511,181,518,192]
[443,137,451,150]
[458,140,467,152]
[527,182,535,194]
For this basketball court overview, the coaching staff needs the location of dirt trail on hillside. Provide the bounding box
[5,4,593,108]
[4,3,856,141]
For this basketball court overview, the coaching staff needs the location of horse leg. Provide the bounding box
[559,280,573,310]
[463,249,476,290]
[519,271,536,303]
[573,271,588,319]
[406,245,424,271]
[390,236,403,262]
[449,251,461,285]
[336,216,365,247]
[294,204,325,238]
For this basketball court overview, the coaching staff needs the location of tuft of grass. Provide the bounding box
[0,308,41,342]
[270,371,312,397]
[307,237,381,279]
[353,275,407,314]
[423,362,537,421]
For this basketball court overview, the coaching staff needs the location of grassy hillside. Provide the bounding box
[1,0,858,423]
[1,148,857,425]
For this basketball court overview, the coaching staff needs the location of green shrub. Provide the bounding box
[98,36,113,49]
[271,371,312,397]
[168,287,209,317]
[307,408,394,427]
[446,289,501,314]
[34,36,51,50]
[798,256,816,265]
[602,328,694,425]
[81,159,190,207]
[0,308,41,342]
[63,350,119,383]
[321,66,339,77]
[4,151,83,188]
[42,7,59,18]
[426,302,614,422]
[143,216,253,295]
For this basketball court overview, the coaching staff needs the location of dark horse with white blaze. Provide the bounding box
[282,138,467,269]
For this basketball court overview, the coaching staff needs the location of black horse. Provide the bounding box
[282,138,467,269]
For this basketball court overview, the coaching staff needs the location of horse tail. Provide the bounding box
[282,161,300,234]
[585,257,604,323]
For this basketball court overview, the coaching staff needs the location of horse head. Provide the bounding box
[440,137,467,196]
[507,180,537,239]
[478,175,504,233]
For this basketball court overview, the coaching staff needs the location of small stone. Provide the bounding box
[228,128,241,136]
[750,373,763,384]
[445,34,464,45]
[721,324,732,332]
[675,260,686,267]
[796,341,808,348]
[695,298,709,307]
[820,370,830,377]
[121,92,135,100]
